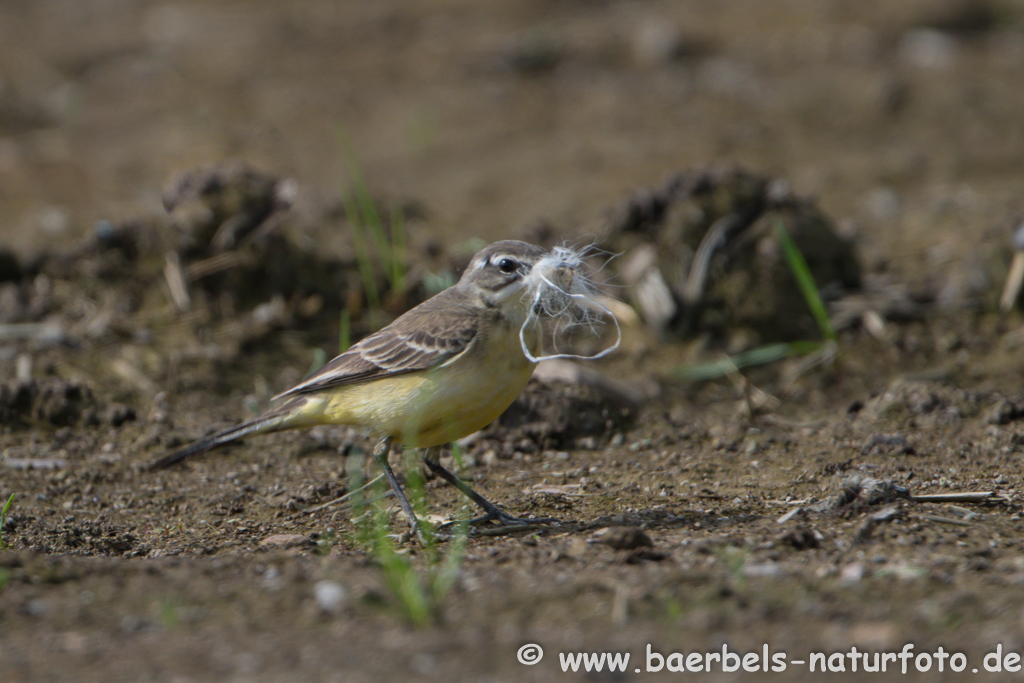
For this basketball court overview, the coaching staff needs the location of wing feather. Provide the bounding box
[274,289,481,399]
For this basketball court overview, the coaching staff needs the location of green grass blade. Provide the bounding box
[375,534,431,628]
[341,190,381,314]
[333,125,407,315]
[0,493,14,551]
[676,341,823,381]
[450,442,465,474]
[676,221,840,382]
[432,520,468,602]
[774,218,837,342]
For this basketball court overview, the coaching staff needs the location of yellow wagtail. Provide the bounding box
[150,240,586,532]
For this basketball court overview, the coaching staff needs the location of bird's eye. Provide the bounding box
[497,257,518,274]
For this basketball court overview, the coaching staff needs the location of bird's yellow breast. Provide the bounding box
[302,325,538,448]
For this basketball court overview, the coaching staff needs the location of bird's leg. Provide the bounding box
[370,436,424,538]
[423,446,558,528]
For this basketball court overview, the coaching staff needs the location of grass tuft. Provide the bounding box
[334,128,407,322]
[0,493,15,550]
[347,457,468,627]
[676,341,824,381]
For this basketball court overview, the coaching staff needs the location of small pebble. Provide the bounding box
[592,526,653,550]
[840,562,865,583]
[743,562,782,578]
[314,580,347,614]
[259,534,313,550]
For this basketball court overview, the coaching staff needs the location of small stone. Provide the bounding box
[566,537,588,560]
[258,534,313,550]
[861,433,915,456]
[592,526,653,550]
[629,439,651,452]
[877,562,927,581]
[262,567,282,591]
[898,28,957,69]
[840,562,865,583]
[863,187,900,220]
[36,205,71,236]
[743,562,782,578]
[25,599,49,617]
[314,580,347,614]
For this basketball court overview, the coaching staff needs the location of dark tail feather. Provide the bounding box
[148,407,294,470]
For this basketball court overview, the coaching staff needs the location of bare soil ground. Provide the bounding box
[3,1,1024,681]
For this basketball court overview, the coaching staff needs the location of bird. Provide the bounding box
[149,240,588,535]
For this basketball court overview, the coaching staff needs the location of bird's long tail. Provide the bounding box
[148,399,310,470]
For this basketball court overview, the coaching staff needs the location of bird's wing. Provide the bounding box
[274,291,480,399]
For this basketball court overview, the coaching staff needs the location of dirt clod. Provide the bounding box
[601,165,862,343]
[0,378,100,429]
[481,379,634,454]
[860,433,915,456]
[780,526,822,551]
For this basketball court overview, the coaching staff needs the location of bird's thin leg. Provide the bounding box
[370,436,422,535]
[423,447,558,528]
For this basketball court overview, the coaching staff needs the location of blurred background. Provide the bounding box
[3,0,1022,266]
